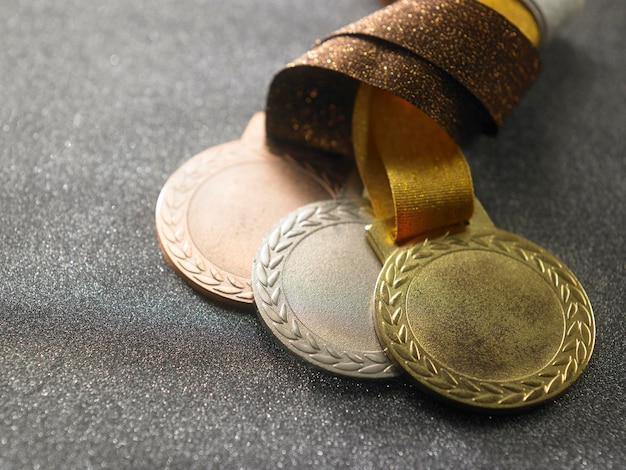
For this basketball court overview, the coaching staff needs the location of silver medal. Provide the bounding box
[252,198,398,379]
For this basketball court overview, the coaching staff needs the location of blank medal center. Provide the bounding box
[282,222,382,352]
[188,161,331,276]
[407,250,565,382]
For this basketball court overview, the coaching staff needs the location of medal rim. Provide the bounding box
[374,227,595,410]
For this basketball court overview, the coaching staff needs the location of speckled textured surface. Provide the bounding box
[1,0,624,468]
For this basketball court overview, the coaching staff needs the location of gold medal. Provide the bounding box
[156,113,345,307]
[349,76,595,409]
[368,201,595,410]
[252,198,398,379]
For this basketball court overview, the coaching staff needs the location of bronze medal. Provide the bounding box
[156,113,345,307]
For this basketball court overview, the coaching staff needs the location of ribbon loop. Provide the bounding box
[266,0,541,241]
[354,84,474,241]
[266,36,490,158]
[266,0,540,157]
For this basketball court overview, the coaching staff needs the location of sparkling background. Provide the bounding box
[1,0,624,468]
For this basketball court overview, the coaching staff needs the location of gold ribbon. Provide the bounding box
[352,0,540,242]
[353,84,474,242]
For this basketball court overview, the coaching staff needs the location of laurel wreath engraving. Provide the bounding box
[253,200,398,377]
[157,141,342,305]
[377,231,595,408]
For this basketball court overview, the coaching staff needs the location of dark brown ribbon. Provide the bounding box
[327,0,540,126]
[266,0,540,158]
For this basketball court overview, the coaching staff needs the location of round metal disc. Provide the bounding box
[252,198,398,378]
[375,228,595,410]
[156,138,342,307]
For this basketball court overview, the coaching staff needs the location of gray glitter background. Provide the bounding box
[1,0,625,468]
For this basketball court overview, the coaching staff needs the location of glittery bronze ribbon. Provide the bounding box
[266,0,540,158]
[327,0,540,126]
